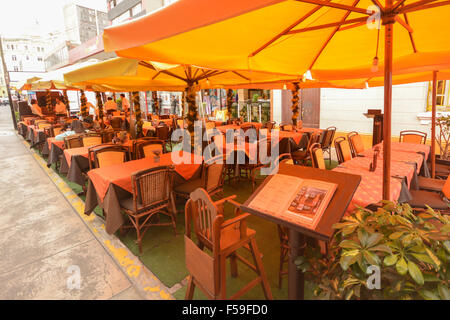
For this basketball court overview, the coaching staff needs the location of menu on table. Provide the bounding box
[248,174,337,229]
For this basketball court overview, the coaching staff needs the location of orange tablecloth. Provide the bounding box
[359,148,424,174]
[88,151,202,201]
[372,142,431,160]
[297,127,323,134]
[332,167,402,213]
[48,137,65,151]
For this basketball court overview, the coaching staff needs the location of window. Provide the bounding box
[7,45,10,49]
[428,80,449,110]
[26,55,29,60]
[13,66,18,71]
[37,57,42,61]
[12,55,17,61]
[131,3,142,16]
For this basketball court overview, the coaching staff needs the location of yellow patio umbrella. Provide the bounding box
[103,0,450,201]
[18,76,42,91]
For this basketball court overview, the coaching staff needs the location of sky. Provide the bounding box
[0,0,108,38]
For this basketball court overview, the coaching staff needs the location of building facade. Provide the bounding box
[107,0,178,25]
[1,36,48,89]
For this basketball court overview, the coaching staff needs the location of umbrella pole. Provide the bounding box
[382,9,394,201]
[431,71,438,178]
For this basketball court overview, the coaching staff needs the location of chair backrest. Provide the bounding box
[399,130,427,144]
[321,126,336,149]
[137,140,165,159]
[90,145,128,169]
[110,117,123,130]
[184,189,222,297]
[177,119,184,128]
[263,121,276,131]
[306,132,321,151]
[113,111,121,116]
[441,175,450,199]
[64,135,83,149]
[82,135,102,147]
[131,165,173,210]
[310,143,326,169]
[203,159,225,194]
[156,124,170,141]
[334,137,353,164]
[53,126,63,137]
[37,121,52,130]
[347,131,365,156]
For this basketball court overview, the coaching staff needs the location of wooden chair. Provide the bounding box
[132,137,160,159]
[310,143,326,169]
[120,166,177,253]
[174,157,225,202]
[184,188,272,300]
[136,140,165,159]
[156,123,171,149]
[334,137,353,164]
[81,134,102,148]
[277,225,289,289]
[347,131,365,157]
[64,135,83,149]
[399,130,427,144]
[110,117,123,131]
[320,126,336,163]
[407,175,450,214]
[88,145,128,170]
[290,132,321,165]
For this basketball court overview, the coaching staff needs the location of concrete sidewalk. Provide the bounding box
[0,106,143,300]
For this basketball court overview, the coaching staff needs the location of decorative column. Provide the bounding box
[63,90,70,115]
[133,91,143,138]
[291,82,300,126]
[182,90,186,116]
[226,89,234,120]
[46,90,53,113]
[95,91,104,126]
[80,89,88,118]
[152,91,159,115]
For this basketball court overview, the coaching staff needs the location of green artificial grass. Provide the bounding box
[34,143,339,300]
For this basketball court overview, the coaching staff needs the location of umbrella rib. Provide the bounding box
[232,71,250,81]
[159,69,188,83]
[402,13,417,53]
[295,0,372,15]
[391,0,407,11]
[307,0,361,71]
[286,16,368,34]
[152,71,161,80]
[398,0,442,13]
[249,0,333,57]
[371,0,385,10]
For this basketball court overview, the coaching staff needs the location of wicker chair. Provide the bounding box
[263,121,276,131]
[64,135,83,149]
[334,137,353,164]
[173,157,225,202]
[110,117,123,131]
[407,175,450,214]
[132,137,161,159]
[184,188,272,300]
[399,130,427,144]
[156,123,172,149]
[347,131,365,157]
[120,166,177,253]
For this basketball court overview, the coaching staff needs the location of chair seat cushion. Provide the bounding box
[120,196,143,211]
[418,177,445,192]
[408,190,449,210]
[173,178,203,195]
[220,224,256,251]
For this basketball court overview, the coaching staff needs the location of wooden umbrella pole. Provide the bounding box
[382,6,395,201]
[291,82,300,126]
[431,70,438,178]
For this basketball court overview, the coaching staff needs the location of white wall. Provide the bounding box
[272,89,282,125]
[320,82,430,136]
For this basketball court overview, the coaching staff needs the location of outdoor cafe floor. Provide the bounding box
[41,145,337,300]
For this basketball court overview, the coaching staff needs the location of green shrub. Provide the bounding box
[296,202,449,300]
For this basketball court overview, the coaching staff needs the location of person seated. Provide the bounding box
[54,97,68,116]
[30,99,44,117]
[104,97,117,115]
[55,121,85,141]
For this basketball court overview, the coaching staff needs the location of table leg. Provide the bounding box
[288,229,305,300]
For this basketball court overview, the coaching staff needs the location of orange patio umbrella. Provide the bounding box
[103,0,450,201]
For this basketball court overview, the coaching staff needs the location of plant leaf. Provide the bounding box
[438,284,450,300]
[389,231,405,240]
[419,289,440,300]
[339,240,361,249]
[396,258,408,276]
[425,247,442,269]
[384,254,398,266]
[366,233,384,247]
[363,250,381,266]
[407,260,424,286]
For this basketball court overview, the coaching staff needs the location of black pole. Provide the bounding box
[0,36,17,130]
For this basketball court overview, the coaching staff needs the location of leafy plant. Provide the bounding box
[296,202,450,300]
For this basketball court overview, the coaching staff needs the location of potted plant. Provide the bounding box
[296,202,449,300]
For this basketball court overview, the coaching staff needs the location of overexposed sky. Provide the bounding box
[0,0,108,38]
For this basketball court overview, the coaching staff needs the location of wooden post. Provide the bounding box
[431,71,438,178]
[382,6,394,201]
[0,36,17,130]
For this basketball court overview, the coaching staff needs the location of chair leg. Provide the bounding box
[185,275,195,300]
[249,238,273,300]
[220,255,227,300]
[230,253,238,278]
